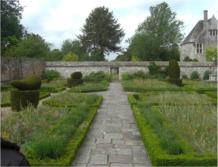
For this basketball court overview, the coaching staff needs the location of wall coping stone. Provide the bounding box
[46,61,217,68]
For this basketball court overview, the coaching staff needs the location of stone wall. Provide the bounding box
[46,61,217,80]
[1,57,45,83]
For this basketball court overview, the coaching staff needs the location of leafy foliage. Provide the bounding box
[128,2,183,60]
[63,52,78,61]
[190,71,200,80]
[79,6,124,60]
[83,71,111,82]
[1,93,102,165]
[5,34,50,58]
[168,59,182,86]
[206,48,217,62]
[11,75,41,90]
[203,70,212,80]
[41,70,60,82]
[1,0,25,55]
[122,71,146,80]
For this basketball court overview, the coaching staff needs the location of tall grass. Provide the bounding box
[1,92,102,160]
[122,79,179,92]
[159,105,217,154]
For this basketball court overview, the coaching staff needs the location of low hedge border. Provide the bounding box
[70,81,109,93]
[26,96,103,166]
[128,95,217,166]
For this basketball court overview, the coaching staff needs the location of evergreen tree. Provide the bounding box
[79,6,124,60]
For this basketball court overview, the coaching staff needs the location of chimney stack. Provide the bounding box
[204,10,208,21]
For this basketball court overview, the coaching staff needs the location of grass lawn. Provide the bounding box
[69,80,109,92]
[1,92,102,166]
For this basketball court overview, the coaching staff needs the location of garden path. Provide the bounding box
[72,82,151,167]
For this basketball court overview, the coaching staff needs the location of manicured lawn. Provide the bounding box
[69,80,109,92]
[1,92,102,166]
[128,92,217,166]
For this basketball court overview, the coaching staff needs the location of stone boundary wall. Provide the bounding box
[1,57,45,83]
[46,61,217,80]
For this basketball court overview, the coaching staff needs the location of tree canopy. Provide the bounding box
[5,34,50,58]
[79,6,124,61]
[129,2,183,61]
[1,0,25,55]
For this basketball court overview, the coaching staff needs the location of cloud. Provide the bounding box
[19,0,218,60]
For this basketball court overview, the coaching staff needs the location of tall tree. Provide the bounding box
[129,2,183,61]
[5,34,50,58]
[1,0,25,55]
[79,6,124,61]
[61,39,73,55]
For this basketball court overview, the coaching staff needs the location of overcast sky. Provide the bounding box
[19,0,218,60]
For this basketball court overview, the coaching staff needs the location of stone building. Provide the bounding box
[180,10,218,62]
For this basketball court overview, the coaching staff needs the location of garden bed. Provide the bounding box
[69,80,109,92]
[128,92,217,166]
[1,92,102,166]
[122,79,217,92]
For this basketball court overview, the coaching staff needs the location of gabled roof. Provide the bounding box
[181,20,204,45]
[181,17,217,45]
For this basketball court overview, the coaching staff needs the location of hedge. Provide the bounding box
[26,96,103,166]
[11,89,39,111]
[128,95,217,166]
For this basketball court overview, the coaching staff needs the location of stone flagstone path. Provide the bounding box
[72,82,151,167]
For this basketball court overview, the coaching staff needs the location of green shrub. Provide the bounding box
[11,75,41,90]
[63,52,78,61]
[203,70,212,80]
[11,89,39,111]
[148,62,160,75]
[67,78,83,87]
[83,71,111,82]
[168,59,182,86]
[190,71,200,80]
[71,72,82,79]
[41,70,60,82]
[122,71,146,80]
[182,75,188,79]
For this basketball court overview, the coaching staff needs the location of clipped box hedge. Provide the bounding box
[128,95,217,166]
[11,89,39,111]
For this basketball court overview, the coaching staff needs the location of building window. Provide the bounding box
[209,29,217,36]
[197,43,202,54]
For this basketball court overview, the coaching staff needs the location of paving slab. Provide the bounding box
[72,82,151,167]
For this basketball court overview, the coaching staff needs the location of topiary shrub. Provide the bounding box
[10,75,41,111]
[67,72,83,87]
[168,59,182,86]
[11,75,41,90]
[41,70,60,82]
[71,72,82,80]
[203,70,212,80]
[190,71,200,80]
[11,89,39,111]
